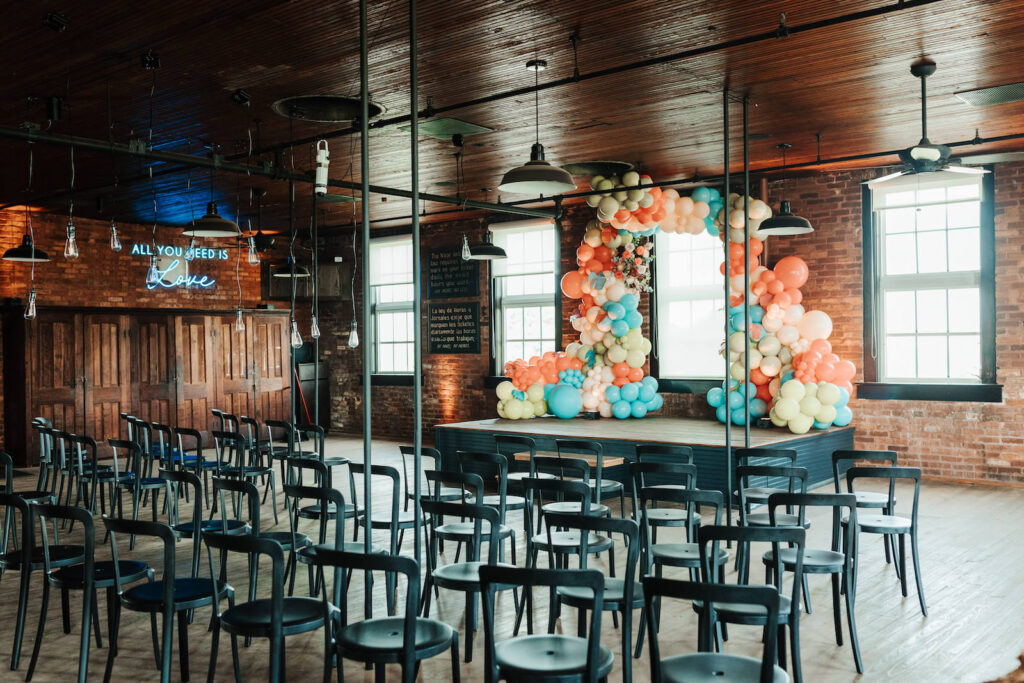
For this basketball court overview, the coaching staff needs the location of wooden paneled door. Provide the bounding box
[27,312,85,461]
[252,315,291,423]
[175,315,215,433]
[133,315,177,427]
[212,315,255,420]
[82,314,132,456]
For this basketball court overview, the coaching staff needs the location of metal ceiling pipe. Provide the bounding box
[722,88,732,529]
[359,0,373,559]
[0,124,558,219]
[243,0,947,156]
[742,95,751,448]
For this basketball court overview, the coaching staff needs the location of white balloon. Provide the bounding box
[782,304,805,325]
[777,325,800,346]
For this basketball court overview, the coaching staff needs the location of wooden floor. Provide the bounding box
[3,435,1024,682]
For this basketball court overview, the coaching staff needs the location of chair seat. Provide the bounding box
[651,543,730,567]
[645,508,699,526]
[482,494,525,509]
[220,465,271,477]
[542,501,611,516]
[0,544,85,570]
[494,634,615,678]
[432,561,517,590]
[434,521,514,542]
[299,502,363,521]
[298,541,388,564]
[338,616,454,658]
[843,512,911,533]
[557,577,643,609]
[362,510,429,529]
[94,471,134,483]
[745,512,807,528]
[121,475,166,487]
[764,547,845,572]
[221,596,324,636]
[13,490,54,502]
[741,486,788,504]
[50,560,150,588]
[659,653,789,683]
[322,456,350,467]
[123,577,226,610]
[412,487,467,502]
[694,595,792,625]
[853,491,892,507]
[259,530,310,550]
[175,519,249,536]
[587,479,624,493]
[507,471,557,481]
[530,531,613,554]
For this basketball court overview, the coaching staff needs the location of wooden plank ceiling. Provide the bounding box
[1,0,1023,234]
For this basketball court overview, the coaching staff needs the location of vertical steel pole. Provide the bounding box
[723,89,732,528]
[313,199,320,430]
[742,96,751,448]
[359,0,372,555]
[410,0,422,570]
[289,180,297,428]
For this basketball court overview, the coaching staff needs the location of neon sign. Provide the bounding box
[130,243,228,290]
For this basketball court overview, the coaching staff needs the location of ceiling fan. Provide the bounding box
[868,60,989,186]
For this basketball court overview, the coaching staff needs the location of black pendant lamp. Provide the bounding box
[497,59,576,196]
[271,259,311,278]
[759,143,813,236]
[183,201,242,238]
[3,233,50,262]
[461,233,506,261]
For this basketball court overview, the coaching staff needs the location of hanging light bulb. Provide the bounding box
[109,220,122,252]
[310,315,321,339]
[247,235,260,265]
[235,308,246,332]
[290,321,303,349]
[461,234,472,260]
[348,321,359,349]
[24,288,37,320]
[64,219,79,260]
[146,255,160,284]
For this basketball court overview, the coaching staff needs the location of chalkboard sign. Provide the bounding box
[426,248,479,299]
[428,302,481,354]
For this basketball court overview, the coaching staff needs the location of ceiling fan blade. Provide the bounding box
[865,170,909,185]
[944,165,989,175]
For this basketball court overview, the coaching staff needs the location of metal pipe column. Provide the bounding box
[289,180,297,427]
[410,0,423,569]
[359,0,373,556]
[742,96,751,447]
[722,89,732,528]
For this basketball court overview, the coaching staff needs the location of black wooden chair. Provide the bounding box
[317,548,460,683]
[456,451,521,562]
[108,438,167,549]
[480,565,613,683]
[642,578,787,683]
[30,419,56,495]
[628,462,698,533]
[833,449,898,565]
[635,444,694,465]
[102,515,233,683]
[162,468,249,579]
[638,486,729,586]
[557,439,626,517]
[26,504,153,683]
[204,530,328,682]
[733,447,799,511]
[214,429,279,524]
[762,492,862,673]
[398,445,464,511]
[494,434,557,486]
[846,466,927,616]
[736,465,809,594]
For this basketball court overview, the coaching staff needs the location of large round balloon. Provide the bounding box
[774,256,809,289]
[547,385,582,419]
[560,271,585,299]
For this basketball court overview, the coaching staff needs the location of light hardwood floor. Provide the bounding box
[3,435,1023,682]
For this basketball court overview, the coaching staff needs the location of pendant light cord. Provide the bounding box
[534,62,540,146]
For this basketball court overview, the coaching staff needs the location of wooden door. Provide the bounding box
[252,314,290,423]
[27,312,84,460]
[174,315,215,433]
[212,314,254,421]
[133,315,177,427]
[82,314,132,456]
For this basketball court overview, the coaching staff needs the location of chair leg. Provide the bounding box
[634,604,646,659]
[450,633,461,683]
[268,472,279,525]
[830,573,843,646]
[79,584,94,683]
[104,599,121,683]
[11,567,32,670]
[910,528,927,617]
[25,578,49,681]
[790,616,803,683]
[621,607,632,683]
[897,534,908,597]
[61,588,72,633]
[178,610,190,682]
[464,591,476,662]
[844,567,864,673]
[208,617,221,682]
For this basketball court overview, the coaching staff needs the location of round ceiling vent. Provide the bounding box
[271,95,385,123]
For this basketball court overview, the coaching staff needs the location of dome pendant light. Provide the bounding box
[461,233,506,261]
[497,59,576,196]
[3,234,50,262]
[759,143,813,236]
[183,201,242,238]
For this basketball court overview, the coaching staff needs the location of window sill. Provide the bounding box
[358,374,415,387]
[856,382,1002,403]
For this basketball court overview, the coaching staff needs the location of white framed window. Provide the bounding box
[870,174,986,382]
[491,220,557,368]
[369,236,414,373]
[654,230,724,378]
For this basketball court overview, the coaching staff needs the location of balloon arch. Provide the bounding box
[495,172,854,434]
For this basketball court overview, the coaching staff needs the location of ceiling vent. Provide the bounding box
[955,82,1024,107]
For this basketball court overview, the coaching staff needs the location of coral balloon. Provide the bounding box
[561,270,584,298]
[774,256,809,289]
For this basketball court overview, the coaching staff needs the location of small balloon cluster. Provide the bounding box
[707,193,857,433]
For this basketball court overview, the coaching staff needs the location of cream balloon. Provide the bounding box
[788,413,813,434]
[798,310,833,341]
[496,381,514,401]
[760,356,782,377]
[816,382,841,406]
[815,405,837,424]
[782,304,805,325]
[757,335,781,356]
[779,379,806,400]
[799,395,821,416]
[777,325,800,346]
[774,397,800,420]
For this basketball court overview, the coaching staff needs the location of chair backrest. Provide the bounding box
[629,461,697,495]
[32,420,54,466]
[533,455,589,482]
[348,463,400,536]
[67,433,98,470]
[768,492,857,561]
[221,413,240,433]
[425,470,482,504]
[103,515,178,609]
[556,439,604,502]
[238,415,260,446]
[521,476,592,537]
[212,430,246,471]
[212,477,264,533]
[107,438,140,479]
[160,468,206,573]
[831,449,898,493]
[119,412,135,442]
[397,445,442,502]
[456,451,511,520]
[0,492,36,563]
[479,566,605,683]
[423,499,500,565]
[736,465,808,513]
[316,549,422,677]
[211,408,226,432]
[846,466,921,523]
[642,577,780,683]
[281,463,342,547]
[174,427,204,462]
[133,418,154,456]
[295,424,325,458]
[35,503,95,578]
[493,434,536,474]
[544,513,640,587]
[0,452,12,493]
[635,443,694,465]
[734,447,798,468]
[151,423,175,461]
[264,419,295,456]
[637,487,722,568]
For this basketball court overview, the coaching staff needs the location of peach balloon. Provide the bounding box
[774,256,809,289]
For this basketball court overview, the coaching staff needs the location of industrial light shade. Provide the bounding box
[3,234,50,262]
[498,143,576,195]
[271,261,312,278]
[758,200,814,235]
[182,201,241,238]
[462,233,506,261]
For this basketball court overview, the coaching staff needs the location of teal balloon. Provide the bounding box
[692,187,711,203]
[781,370,795,385]
[605,385,621,404]
[631,401,648,418]
[750,305,764,324]
[813,419,834,429]
[750,398,768,418]
[639,384,656,402]
[619,293,639,311]
[727,390,744,409]
[543,384,556,400]
[611,319,630,337]
[837,387,851,408]
[730,311,746,332]
[731,407,749,425]
[612,400,632,419]
[715,405,728,423]
[708,199,723,215]
[706,223,719,237]
[707,387,724,407]
[604,302,626,320]
[641,376,659,392]
[621,383,640,402]
[834,406,853,427]
[646,393,663,411]
[625,310,643,329]
[548,385,582,419]
[741,382,757,399]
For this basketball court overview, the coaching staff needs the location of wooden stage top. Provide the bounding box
[436,416,853,448]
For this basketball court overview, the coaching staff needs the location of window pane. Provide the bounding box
[379,345,393,373]
[379,314,394,343]
[947,201,979,229]
[885,234,916,274]
[917,187,945,204]
[947,183,980,200]
[523,341,542,360]
[917,336,948,379]
[884,190,916,208]
[916,231,947,273]
[505,308,523,339]
[916,204,946,232]
[884,207,916,233]
[885,336,916,378]
[948,229,980,271]
[949,335,981,380]
[948,288,980,333]
[885,291,916,334]
[542,306,555,338]
[916,290,947,333]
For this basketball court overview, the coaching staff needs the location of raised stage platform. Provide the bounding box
[434,416,854,496]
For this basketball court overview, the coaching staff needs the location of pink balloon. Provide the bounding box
[834,360,857,382]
